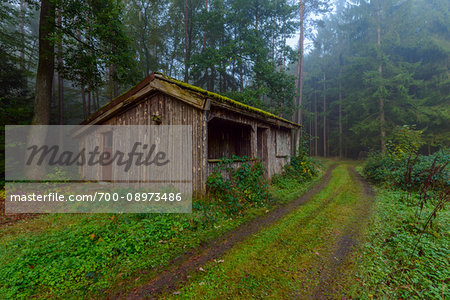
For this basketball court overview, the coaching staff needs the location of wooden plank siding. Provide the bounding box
[99,92,206,193]
[206,106,290,179]
[78,74,299,194]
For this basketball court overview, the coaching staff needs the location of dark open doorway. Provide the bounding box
[207,118,251,160]
[257,127,268,170]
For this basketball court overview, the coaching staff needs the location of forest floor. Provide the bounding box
[124,162,374,299]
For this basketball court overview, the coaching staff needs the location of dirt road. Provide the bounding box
[124,163,374,299]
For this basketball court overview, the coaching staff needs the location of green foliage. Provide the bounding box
[278,156,317,182]
[272,132,318,187]
[272,151,318,190]
[353,188,449,299]
[185,0,299,117]
[0,155,321,298]
[364,125,449,190]
[363,149,449,190]
[364,149,449,189]
[0,200,247,298]
[224,88,268,113]
[206,156,271,215]
[302,0,450,157]
[57,0,139,91]
[386,125,424,158]
[0,46,33,184]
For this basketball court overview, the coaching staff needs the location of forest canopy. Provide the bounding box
[1,0,449,158]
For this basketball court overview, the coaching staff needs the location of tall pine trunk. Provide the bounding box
[314,85,318,157]
[20,0,25,70]
[77,29,87,118]
[377,0,386,153]
[81,85,86,118]
[31,0,55,125]
[113,71,118,98]
[309,97,313,156]
[87,88,91,116]
[57,8,63,125]
[338,80,343,158]
[203,0,208,88]
[293,0,305,154]
[26,0,55,179]
[184,0,189,83]
[323,72,327,158]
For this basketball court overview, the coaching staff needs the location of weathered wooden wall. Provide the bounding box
[267,127,291,177]
[81,92,206,192]
[80,91,293,193]
[206,106,291,180]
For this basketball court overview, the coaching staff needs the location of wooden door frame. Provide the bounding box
[256,127,269,174]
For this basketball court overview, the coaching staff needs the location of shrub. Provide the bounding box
[206,156,270,215]
[363,149,449,190]
[364,126,449,190]
[272,150,317,187]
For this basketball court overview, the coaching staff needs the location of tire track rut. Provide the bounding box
[117,165,337,299]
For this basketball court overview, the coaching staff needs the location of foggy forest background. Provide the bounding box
[1,0,449,159]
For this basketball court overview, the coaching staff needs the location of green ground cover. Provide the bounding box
[0,158,325,298]
[351,188,449,299]
[163,163,367,298]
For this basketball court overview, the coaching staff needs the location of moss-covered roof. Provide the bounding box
[82,72,300,128]
[154,72,300,127]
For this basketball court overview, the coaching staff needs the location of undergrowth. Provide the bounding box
[206,156,271,215]
[353,188,449,299]
[357,126,449,298]
[0,154,320,298]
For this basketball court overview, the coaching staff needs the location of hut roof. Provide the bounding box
[82,72,301,128]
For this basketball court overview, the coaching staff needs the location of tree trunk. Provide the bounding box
[323,72,327,158]
[377,0,386,154]
[297,0,305,127]
[113,77,118,98]
[26,0,55,179]
[31,0,55,125]
[338,80,343,158]
[87,88,91,116]
[81,85,86,118]
[142,39,151,76]
[57,8,63,125]
[77,29,87,118]
[240,67,243,91]
[309,98,313,156]
[20,0,25,70]
[110,61,118,98]
[232,59,235,91]
[255,2,259,32]
[184,0,189,82]
[203,0,208,88]
[95,90,100,110]
[272,6,276,65]
[293,0,305,154]
[314,80,318,157]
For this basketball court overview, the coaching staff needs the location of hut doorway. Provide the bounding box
[207,118,251,159]
[257,127,268,169]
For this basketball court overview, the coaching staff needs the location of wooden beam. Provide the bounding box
[150,79,205,110]
[81,73,155,125]
[73,85,157,137]
[208,158,257,163]
[210,100,296,129]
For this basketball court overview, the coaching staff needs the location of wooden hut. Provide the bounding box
[80,72,301,192]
